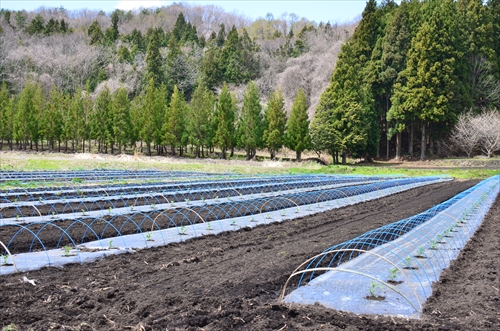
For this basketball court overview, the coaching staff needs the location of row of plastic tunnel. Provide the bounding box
[282,175,500,318]
[0,171,451,274]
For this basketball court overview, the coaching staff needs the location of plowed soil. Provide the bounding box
[2,179,499,331]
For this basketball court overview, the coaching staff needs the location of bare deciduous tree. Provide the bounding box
[450,109,500,158]
[475,109,500,158]
[450,111,480,158]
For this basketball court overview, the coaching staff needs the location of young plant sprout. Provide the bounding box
[63,245,71,257]
[2,254,8,265]
[388,267,398,281]
[81,209,86,215]
[368,280,382,298]
[206,222,212,230]
[250,216,256,222]
[231,219,236,226]
[108,240,113,249]
[15,214,20,220]
[430,239,437,249]
[185,199,190,205]
[437,234,444,242]
[403,256,412,267]
[282,210,287,216]
[295,208,299,213]
[108,207,112,213]
[146,232,153,241]
[150,203,155,209]
[417,246,425,256]
[179,226,186,235]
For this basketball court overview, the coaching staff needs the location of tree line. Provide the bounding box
[0,79,311,161]
[311,0,500,162]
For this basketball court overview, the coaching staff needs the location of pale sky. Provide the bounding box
[0,1,374,24]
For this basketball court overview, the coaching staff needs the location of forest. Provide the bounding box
[0,0,499,163]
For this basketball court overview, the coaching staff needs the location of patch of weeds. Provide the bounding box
[2,323,18,331]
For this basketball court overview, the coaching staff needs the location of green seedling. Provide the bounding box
[403,256,412,267]
[231,219,236,226]
[416,246,425,256]
[150,203,156,209]
[185,199,190,205]
[146,232,153,241]
[108,240,113,249]
[15,214,20,220]
[108,207,112,213]
[295,208,299,213]
[227,197,231,201]
[2,254,8,265]
[39,197,43,202]
[51,211,56,218]
[63,245,71,257]
[430,240,437,249]
[282,210,287,216]
[206,222,212,230]
[215,196,219,202]
[437,234,444,242]
[250,216,256,222]
[179,226,186,235]
[81,209,86,216]
[368,280,382,298]
[266,214,272,219]
[388,267,398,281]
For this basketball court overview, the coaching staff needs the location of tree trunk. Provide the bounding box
[341,152,347,164]
[420,123,426,161]
[395,132,401,160]
[409,123,414,159]
[221,148,227,159]
[296,150,302,162]
[429,130,434,158]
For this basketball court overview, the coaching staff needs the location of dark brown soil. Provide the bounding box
[1,179,499,331]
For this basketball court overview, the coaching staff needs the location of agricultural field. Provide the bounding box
[0,164,499,330]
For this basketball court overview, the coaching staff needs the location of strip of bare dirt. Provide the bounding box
[2,179,498,331]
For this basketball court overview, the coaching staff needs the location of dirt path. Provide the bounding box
[2,179,498,330]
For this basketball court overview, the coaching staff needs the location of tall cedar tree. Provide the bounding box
[111,86,132,154]
[41,86,63,151]
[263,87,286,160]
[0,83,13,149]
[187,82,215,157]
[164,85,187,156]
[236,81,263,160]
[310,1,377,163]
[14,80,43,150]
[145,28,164,87]
[213,83,234,159]
[285,88,310,162]
[383,1,412,159]
[391,0,461,160]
